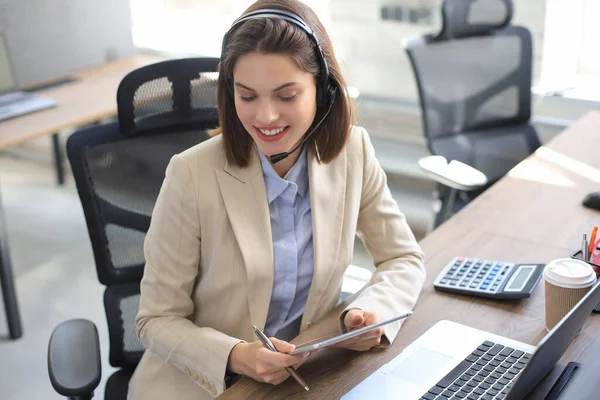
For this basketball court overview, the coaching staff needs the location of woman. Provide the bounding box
[128,0,425,398]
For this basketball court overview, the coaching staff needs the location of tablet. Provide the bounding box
[289,311,413,355]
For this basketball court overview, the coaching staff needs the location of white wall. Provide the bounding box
[1,0,134,86]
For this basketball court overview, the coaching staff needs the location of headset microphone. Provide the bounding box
[269,87,336,164]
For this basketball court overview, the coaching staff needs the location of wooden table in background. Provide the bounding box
[219,111,600,399]
[0,54,164,340]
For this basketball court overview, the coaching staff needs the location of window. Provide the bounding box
[130,0,330,57]
[541,0,600,99]
[578,0,600,77]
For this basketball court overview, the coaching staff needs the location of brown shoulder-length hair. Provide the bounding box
[209,0,356,167]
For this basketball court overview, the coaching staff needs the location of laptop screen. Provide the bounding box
[0,34,16,93]
[506,279,600,399]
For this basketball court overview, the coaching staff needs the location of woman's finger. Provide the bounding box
[262,369,290,385]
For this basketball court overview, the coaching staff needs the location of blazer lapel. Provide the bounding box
[302,147,347,327]
[216,149,273,330]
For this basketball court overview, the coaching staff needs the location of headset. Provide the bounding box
[221,8,339,163]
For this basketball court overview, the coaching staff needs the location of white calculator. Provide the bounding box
[433,257,545,299]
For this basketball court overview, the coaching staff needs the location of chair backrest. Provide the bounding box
[405,0,532,144]
[67,58,219,368]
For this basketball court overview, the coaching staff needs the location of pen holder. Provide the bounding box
[570,250,600,313]
[570,250,600,278]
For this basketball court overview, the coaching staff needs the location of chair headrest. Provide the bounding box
[438,0,513,39]
[117,57,220,137]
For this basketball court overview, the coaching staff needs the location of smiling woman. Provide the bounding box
[128,1,426,399]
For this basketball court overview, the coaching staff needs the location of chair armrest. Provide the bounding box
[418,155,488,191]
[48,319,102,399]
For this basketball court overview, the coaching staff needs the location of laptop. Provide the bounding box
[343,279,600,400]
[0,34,57,122]
[0,91,58,122]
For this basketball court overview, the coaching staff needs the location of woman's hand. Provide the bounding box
[227,339,307,385]
[333,309,384,351]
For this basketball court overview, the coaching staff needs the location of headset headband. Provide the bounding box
[221,8,334,107]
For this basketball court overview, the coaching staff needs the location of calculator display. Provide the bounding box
[508,266,534,290]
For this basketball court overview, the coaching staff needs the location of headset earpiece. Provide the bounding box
[327,85,338,107]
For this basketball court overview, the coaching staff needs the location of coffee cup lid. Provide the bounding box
[544,258,597,289]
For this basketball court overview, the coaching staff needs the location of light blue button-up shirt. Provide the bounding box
[258,148,314,339]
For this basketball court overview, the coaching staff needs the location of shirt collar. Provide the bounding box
[258,146,309,205]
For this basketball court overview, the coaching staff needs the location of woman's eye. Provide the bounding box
[240,95,256,102]
[280,94,297,102]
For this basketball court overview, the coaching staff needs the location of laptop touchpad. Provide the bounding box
[389,348,453,384]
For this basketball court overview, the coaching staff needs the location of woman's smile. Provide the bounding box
[254,126,291,142]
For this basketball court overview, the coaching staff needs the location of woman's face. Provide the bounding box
[233,52,317,159]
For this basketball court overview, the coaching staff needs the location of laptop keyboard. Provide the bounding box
[419,340,531,400]
[0,92,32,107]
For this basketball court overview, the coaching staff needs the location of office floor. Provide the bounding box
[0,154,113,399]
[0,128,434,399]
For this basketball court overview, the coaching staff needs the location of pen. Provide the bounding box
[583,234,589,262]
[588,226,598,261]
[252,325,310,391]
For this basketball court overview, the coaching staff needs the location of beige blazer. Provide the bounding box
[127,126,426,400]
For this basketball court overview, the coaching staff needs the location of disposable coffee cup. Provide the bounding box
[544,258,596,331]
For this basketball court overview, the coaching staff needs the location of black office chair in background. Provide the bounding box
[47,57,220,400]
[405,0,541,229]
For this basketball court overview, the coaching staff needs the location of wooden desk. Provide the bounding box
[0,54,163,340]
[449,112,600,251]
[219,111,600,399]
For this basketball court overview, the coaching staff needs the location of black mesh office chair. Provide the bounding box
[47,57,220,400]
[405,0,541,229]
